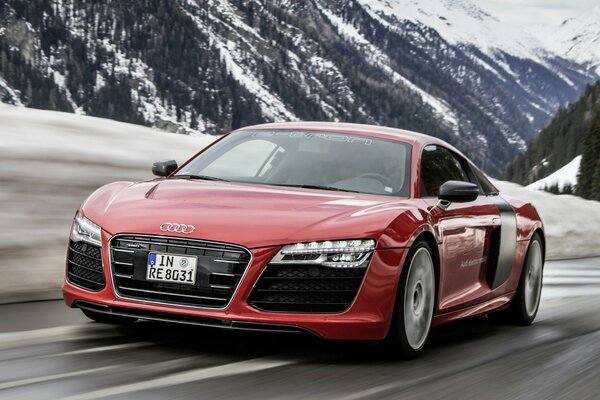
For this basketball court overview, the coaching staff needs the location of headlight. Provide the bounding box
[271,239,375,268]
[71,212,102,247]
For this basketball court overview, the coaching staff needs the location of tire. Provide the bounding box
[386,240,436,357]
[489,232,544,325]
[81,309,137,326]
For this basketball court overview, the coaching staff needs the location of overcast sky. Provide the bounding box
[479,0,598,27]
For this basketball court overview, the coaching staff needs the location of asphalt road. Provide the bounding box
[1,258,599,400]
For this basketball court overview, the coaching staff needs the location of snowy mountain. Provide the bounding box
[532,6,600,75]
[358,0,545,60]
[0,0,598,176]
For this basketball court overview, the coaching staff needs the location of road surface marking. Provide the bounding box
[542,287,600,300]
[543,277,600,284]
[41,341,155,358]
[0,366,116,390]
[0,324,118,350]
[544,269,600,277]
[63,356,296,400]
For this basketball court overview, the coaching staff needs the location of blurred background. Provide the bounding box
[1,0,600,399]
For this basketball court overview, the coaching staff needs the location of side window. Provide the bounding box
[471,165,499,195]
[420,145,471,197]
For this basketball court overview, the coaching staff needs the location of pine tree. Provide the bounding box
[577,115,600,200]
[591,160,600,200]
[543,183,560,194]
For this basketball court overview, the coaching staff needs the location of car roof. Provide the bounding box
[234,121,451,149]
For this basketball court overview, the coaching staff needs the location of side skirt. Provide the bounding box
[431,291,516,327]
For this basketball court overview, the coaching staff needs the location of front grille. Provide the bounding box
[67,240,105,291]
[110,235,251,308]
[248,265,368,313]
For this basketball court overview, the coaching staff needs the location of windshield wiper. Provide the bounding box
[172,174,229,182]
[269,183,360,193]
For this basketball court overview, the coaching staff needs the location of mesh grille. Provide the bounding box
[248,264,367,313]
[67,240,105,291]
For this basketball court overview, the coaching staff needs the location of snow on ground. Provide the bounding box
[495,179,600,260]
[0,104,215,302]
[526,155,581,191]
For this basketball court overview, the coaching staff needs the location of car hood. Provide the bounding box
[82,179,417,249]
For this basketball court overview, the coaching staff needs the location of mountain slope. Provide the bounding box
[0,0,597,175]
[503,81,600,185]
[358,0,544,59]
[532,6,600,75]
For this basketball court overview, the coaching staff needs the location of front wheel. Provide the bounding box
[387,240,436,357]
[490,232,544,325]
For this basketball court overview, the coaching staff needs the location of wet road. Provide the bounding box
[1,258,599,400]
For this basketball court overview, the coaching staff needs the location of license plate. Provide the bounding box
[146,252,197,285]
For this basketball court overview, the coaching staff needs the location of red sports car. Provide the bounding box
[63,122,544,356]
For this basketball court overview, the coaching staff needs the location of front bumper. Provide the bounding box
[63,233,408,340]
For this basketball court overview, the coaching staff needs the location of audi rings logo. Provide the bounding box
[159,222,196,235]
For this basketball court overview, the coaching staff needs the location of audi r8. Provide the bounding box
[63,122,544,356]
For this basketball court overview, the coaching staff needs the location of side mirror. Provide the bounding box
[152,160,178,177]
[437,180,479,210]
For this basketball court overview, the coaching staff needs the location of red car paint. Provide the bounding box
[63,122,544,340]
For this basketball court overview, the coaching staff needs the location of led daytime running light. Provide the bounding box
[281,239,375,255]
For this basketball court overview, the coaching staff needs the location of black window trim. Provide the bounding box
[419,144,483,199]
[467,161,500,196]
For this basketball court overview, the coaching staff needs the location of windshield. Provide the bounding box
[176,130,412,197]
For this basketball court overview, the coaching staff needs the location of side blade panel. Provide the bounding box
[489,197,517,290]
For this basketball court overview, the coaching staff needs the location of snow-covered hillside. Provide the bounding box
[358,0,545,60]
[527,156,581,192]
[495,179,600,260]
[532,6,600,74]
